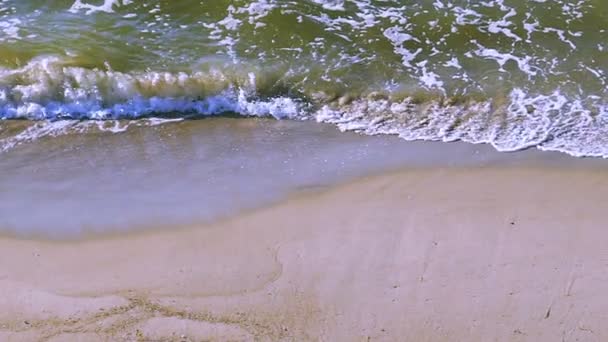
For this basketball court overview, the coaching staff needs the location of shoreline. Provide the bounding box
[2,163,608,340]
[2,117,608,240]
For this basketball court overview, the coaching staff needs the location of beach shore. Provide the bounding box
[1,163,608,341]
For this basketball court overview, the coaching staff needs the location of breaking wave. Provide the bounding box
[1,0,607,157]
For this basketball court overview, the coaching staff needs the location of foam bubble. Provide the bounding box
[0,18,21,41]
[69,0,122,14]
[0,120,77,152]
[0,56,305,120]
[310,0,345,11]
[312,89,608,158]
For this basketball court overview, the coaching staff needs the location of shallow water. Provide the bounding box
[1,0,608,237]
[0,0,606,156]
[3,117,598,239]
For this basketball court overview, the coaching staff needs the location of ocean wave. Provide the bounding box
[1,55,606,158]
[0,56,303,120]
[0,0,607,158]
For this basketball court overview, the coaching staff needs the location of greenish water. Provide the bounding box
[0,0,607,156]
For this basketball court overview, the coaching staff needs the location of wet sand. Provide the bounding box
[1,164,608,341]
[3,117,594,239]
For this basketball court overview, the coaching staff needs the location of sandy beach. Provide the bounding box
[1,163,608,341]
[2,0,607,340]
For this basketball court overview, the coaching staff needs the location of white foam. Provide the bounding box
[0,120,77,152]
[444,57,462,69]
[474,45,537,76]
[383,26,421,68]
[452,7,483,26]
[0,18,21,41]
[486,13,523,42]
[237,0,275,24]
[0,56,304,121]
[218,6,242,31]
[417,61,444,91]
[69,0,122,14]
[310,0,345,11]
[313,89,608,158]
[542,27,577,50]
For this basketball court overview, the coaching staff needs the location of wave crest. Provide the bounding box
[1,56,607,158]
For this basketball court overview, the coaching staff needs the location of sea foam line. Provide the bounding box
[0,58,606,158]
[2,86,607,159]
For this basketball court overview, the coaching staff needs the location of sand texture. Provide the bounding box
[1,166,608,341]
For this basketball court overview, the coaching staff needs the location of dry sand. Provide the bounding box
[1,165,608,341]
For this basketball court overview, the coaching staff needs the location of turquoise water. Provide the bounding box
[0,0,607,156]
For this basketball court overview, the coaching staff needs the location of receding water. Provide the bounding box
[5,116,606,238]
